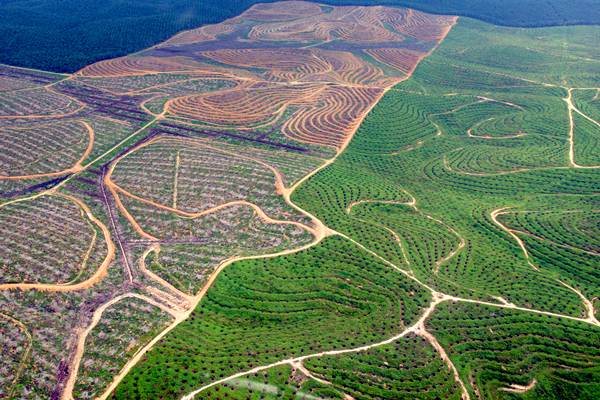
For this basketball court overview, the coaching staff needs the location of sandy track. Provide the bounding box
[290,360,331,385]
[476,96,525,110]
[180,294,454,400]
[491,207,599,325]
[558,280,600,325]
[467,117,526,139]
[62,292,180,400]
[490,207,539,271]
[96,232,329,400]
[346,194,465,275]
[462,96,526,140]
[345,198,415,267]
[416,322,470,400]
[565,88,600,169]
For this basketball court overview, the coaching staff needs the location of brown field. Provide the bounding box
[75,0,454,149]
[0,195,105,285]
[282,85,383,147]
[0,88,83,118]
[365,48,428,75]
[0,120,92,178]
[168,82,324,128]
[77,56,207,77]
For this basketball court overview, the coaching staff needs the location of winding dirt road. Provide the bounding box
[491,207,599,325]
[62,293,180,400]
[565,88,600,169]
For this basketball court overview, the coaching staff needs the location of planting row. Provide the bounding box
[111,236,431,399]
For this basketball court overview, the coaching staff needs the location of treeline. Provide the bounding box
[1,0,599,73]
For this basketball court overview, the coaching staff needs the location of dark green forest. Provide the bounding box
[1,0,600,73]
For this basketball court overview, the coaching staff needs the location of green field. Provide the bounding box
[112,237,431,398]
[107,15,600,400]
[427,302,600,399]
